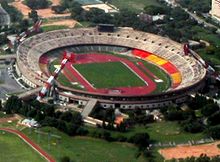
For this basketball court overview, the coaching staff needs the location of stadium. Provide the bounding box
[15,27,207,109]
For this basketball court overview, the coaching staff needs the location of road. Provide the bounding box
[18,87,41,99]
[0,4,10,26]
[183,8,220,34]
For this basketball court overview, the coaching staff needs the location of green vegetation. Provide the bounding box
[22,127,146,162]
[196,48,220,65]
[75,21,92,28]
[41,25,69,32]
[49,60,84,90]
[0,130,46,162]
[86,121,205,144]
[179,0,211,13]
[24,0,51,10]
[1,0,23,22]
[105,52,171,92]
[111,0,162,11]
[145,122,205,143]
[191,26,220,46]
[0,111,11,118]
[141,61,171,93]
[74,61,146,88]
[48,51,171,93]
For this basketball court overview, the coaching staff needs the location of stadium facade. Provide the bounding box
[15,27,206,109]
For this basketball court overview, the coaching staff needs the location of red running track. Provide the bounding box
[63,67,76,82]
[39,56,49,64]
[0,128,56,162]
[64,53,156,96]
[65,62,96,92]
[137,62,159,80]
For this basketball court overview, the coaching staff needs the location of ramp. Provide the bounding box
[81,99,97,118]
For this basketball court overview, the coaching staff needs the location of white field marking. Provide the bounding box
[121,62,148,86]
[155,79,163,83]
[70,64,95,89]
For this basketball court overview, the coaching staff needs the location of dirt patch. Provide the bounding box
[159,142,220,160]
[11,0,70,18]
[0,114,22,123]
[43,19,77,28]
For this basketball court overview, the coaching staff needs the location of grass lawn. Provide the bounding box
[49,52,171,93]
[192,26,220,46]
[86,121,206,144]
[104,52,171,92]
[49,59,85,90]
[74,61,146,88]
[145,122,205,143]
[196,48,220,65]
[42,25,69,32]
[75,21,93,28]
[22,127,146,162]
[140,61,171,93]
[0,130,46,162]
[0,111,12,118]
[111,0,162,11]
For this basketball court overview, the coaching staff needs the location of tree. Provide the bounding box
[60,156,71,162]
[0,33,8,45]
[205,45,216,55]
[4,96,22,114]
[207,111,220,126]
[0,100,2,111]
[43,105,55,117]
[66,123,78,136]
[51,5,65,14]
[101,131,112,141]
[70,2,83,20]
[28,10,39,23]
[41,117,58,127]
[201,103,219,117]
[144,5,169,15]
[1,1,23,22]
[27,109,37,118]
[60,111,73,122]
[129,133,150,149]
[35,111,45,121]
[207,125,220,139]
[57,119,67,132]
[181,118,204,133]
[25,0,50,10]
[84,8,113,24]
[71,112,83,125]
[19,19,29,32]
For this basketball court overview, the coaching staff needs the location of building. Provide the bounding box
[20,119,39,128]
[210,0,220,21]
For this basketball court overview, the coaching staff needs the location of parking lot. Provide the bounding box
[0,63,24,98]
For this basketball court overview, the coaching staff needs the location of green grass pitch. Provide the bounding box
[73,61,146,88]
[48,53,171,93]
[0,131,46,162]
[111,0,162,11]
[22,127,146,162]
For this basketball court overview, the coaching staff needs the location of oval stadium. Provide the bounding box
[15,27,207,109]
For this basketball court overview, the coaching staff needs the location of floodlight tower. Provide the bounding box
[37,51,75,101]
